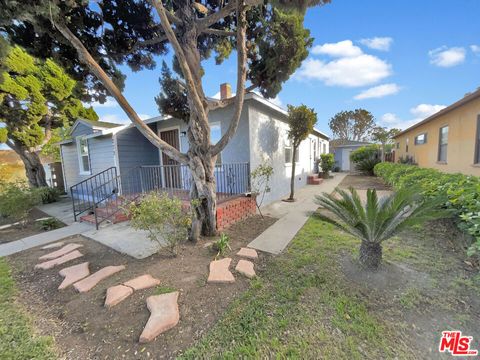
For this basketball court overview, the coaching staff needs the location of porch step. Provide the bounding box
[80,210,130,225]
[307,175,323,185]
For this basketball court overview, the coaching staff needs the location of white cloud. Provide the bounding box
[359,37,393,51]
[429,46,466,67]
[354,83,400,100]
[312,40,362,58]
[87,97,119,108]
[471,45,480,55]
[296,55,392,87]
[379,103,447,130]
[410,104,446,118]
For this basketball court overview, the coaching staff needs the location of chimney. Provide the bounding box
[220,83,232,100]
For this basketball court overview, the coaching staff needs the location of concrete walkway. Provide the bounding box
[37,197,76,225]
[0,222,92,257]
[248,173,347,254]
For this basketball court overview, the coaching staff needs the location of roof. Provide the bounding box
[312,128,330,140]
[69,118,123,135]
[393,87,480,138]
[330,139,372,148]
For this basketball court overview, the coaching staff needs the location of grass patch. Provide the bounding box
[154,285,177,295]
[0,258,56,359]
[180,217,414,359]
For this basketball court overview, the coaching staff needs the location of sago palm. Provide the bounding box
[315,187,448,270]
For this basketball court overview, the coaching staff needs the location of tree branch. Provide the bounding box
[150,0,208,124]
[197,0,238,31]
[202,28,236,37]
[54,22,188,164]
[211,0,247,155]
[132,33,168,50]
[207,84,256,111]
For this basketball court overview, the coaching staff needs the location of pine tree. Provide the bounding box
[0,45,97,187]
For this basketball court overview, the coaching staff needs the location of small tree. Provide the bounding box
[372,126,401,162]
[286,104,316,201]
[250,162,274,217]
[315,187,449,270]
[329,109,375,142]
[0,45,97,187]
[320,153,335,179]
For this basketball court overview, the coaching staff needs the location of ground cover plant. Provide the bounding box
[375,162,480,260]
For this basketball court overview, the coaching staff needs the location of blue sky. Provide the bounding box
[3,0,478,152]
[92,0,480,138]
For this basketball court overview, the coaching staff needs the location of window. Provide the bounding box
[77,137,91,174]
[210,122,222,165]
[406,138,409,153]
[396,142,400,149]
[415,133,427,145]
[475,117,480,164]
[438,126,449,162]
[323,143,327,154]
[284,143,299,164]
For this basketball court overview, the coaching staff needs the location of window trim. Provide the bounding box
[414,133,427,145]
[76,136,91,175]
[284,142,300,166]
[438,125,449,163]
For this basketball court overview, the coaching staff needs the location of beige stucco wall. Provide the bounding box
[393,97,480,176]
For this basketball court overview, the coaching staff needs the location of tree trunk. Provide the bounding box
[288,146,297,200]
[8,142,48,188]
[359,242,382,270]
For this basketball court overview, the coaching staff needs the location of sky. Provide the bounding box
[2,0,479,151]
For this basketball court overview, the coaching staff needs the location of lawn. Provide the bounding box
[0,259,56,359]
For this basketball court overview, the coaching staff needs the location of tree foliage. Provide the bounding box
[0,45,97,186]
[329,109,375,141]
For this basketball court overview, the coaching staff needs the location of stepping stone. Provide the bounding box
[236,247,258,259]
[139,292,180,343]
[123,274,160,291]
[73,265,126,293]
[39,243,83,260]
[207,258,235,284]
[105,285,134,308]
[41,241,65,250]
[35,250,84,270]
[58,262,90,290]
[235,259,256,279]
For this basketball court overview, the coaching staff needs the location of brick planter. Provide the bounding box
[216,195,257,231]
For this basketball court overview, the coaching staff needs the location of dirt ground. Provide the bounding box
[0,208,63,244]
[338,173,392,190]
[8,215,276,359]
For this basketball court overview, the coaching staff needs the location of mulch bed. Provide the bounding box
[0,208,63,245]
[8,214,276,359]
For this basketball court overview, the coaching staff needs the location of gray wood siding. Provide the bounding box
[116,124,160,174]
[61,135,115,191]
[70,123,93,138]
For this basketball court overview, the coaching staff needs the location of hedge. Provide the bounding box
[374,162,480,257]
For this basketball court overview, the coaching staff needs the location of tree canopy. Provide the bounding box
[329,109,376,142]
[0,44,97,186]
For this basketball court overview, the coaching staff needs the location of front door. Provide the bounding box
[160,129,181,188]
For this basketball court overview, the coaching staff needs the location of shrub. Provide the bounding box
[128,192,191,256]
[35,187,62,204]
[38,218,64,231]
[0,182,42,223]
[251,162,274,217]
[374,162,480,259]
[354,157,381,175]
[320,153,335,178]
[350,144,380,163]
[398,155,417,165]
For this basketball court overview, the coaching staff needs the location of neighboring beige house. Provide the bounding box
[393,88,480,176]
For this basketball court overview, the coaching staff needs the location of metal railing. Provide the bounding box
[70,162,251,229]
[70,166,118,221]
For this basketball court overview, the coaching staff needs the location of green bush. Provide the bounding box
[128,192,191,256]
[0,182,42,223]
[35,187,62,204]
[320,153,335,178]
[38,218,64,231]
[350,144,380,163]
[213,233,231,259]
[374,162,480,258]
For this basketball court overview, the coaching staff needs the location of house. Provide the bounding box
[393,88,480,176]
[329,139,372,171]
[59,84,329,227]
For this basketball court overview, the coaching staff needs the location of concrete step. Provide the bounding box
[307,175,323,185]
